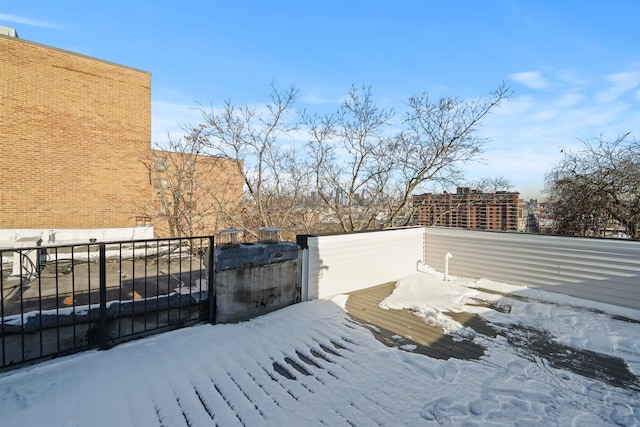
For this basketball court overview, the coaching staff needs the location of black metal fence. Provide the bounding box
[0,236,214,371]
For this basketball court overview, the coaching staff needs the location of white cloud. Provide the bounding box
[0,13,60,29]
[555,70,588,87]
[151,100,204,147]
[492,95,535,116]
[531,109,559,122]
[301,93,340,105]
[508,71,550,89]
[474,67,640,198]
[597,70,640,103]
[554,92,585,108]
[462,147,563,198]
[606,70,640,89]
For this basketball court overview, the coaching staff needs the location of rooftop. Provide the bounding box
[1,266,638,426]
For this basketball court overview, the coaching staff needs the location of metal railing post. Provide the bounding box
[207,236,215,324]
[99,244,108,350]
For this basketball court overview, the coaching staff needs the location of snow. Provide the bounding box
[1,242,178,267]
[1,266,639,426]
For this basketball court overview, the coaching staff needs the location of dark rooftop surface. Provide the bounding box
[345,282,640,392]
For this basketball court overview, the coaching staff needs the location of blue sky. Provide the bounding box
[3,1,639,199]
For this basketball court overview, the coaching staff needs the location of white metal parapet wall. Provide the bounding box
[424,227,640,311]
[299,227,426,300]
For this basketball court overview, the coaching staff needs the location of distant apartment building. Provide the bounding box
[0,27,241,240]
[412,187,521,231]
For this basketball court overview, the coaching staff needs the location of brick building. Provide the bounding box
[412,187,521,231]
[146,150,243,237]
[0,28,241,239]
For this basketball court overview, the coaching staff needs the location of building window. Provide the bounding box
[153,156,168,172]
[152,178,168,189]
[184,159,196,173]
[184,179,195,194]
[135,216,151,226]
[155,200,168,214]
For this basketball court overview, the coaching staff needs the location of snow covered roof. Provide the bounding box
[0,267,638,425]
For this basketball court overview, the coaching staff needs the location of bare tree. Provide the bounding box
[159,83,510,237]
[387,84,511,227]
[200,84,313,240]
[545,134,640,239]
[304,84,510,231]
[137,125,242,238]
[471,176,514,193]
[304,86,396,232]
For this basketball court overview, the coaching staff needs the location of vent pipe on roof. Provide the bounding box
[444,252,453,281]
[0,25,19,38]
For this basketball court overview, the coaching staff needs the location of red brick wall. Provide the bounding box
[148,150,244,237]
[0,35,152,228]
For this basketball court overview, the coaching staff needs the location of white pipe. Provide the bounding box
[301,248,309,301]
[444,252,453,281]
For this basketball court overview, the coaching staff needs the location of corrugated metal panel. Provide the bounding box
[424,227,640,310]
[307,228,425,299]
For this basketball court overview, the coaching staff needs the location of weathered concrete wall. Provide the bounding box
[214,242,301,323]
